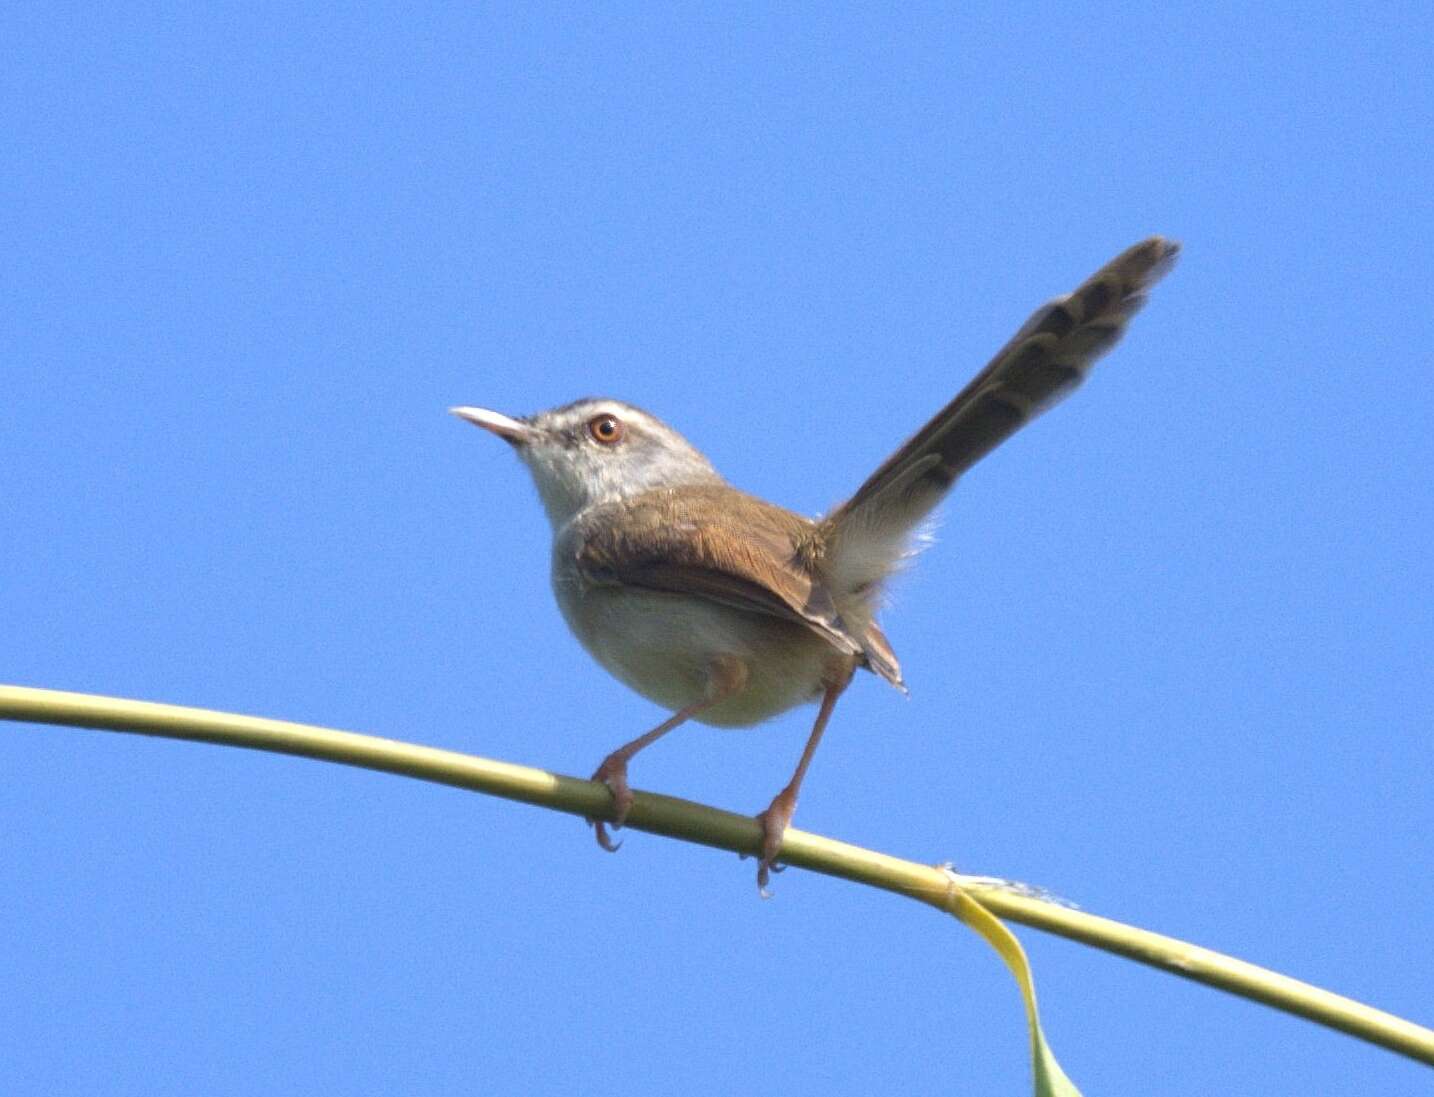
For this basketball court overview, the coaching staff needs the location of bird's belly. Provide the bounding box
[554,584,832,727]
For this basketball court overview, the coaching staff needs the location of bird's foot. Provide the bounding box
[588,753,634,852]
[754,786,798,897]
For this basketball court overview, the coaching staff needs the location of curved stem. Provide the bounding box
[3,684,1430,1068]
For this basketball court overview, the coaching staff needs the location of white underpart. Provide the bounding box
[827,509,939,602]
[824,452,948,599]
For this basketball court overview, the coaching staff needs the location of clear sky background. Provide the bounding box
[3,5,1431,1095]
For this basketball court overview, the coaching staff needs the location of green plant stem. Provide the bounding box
[3,684,1430,1068]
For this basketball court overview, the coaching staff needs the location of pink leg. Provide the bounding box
[755,664,853,895]
[589,656,747,852]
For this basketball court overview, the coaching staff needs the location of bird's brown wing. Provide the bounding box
[573,485,870,663]
[821,236,1180,596]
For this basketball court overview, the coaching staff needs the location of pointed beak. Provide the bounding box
[449,406,538,447]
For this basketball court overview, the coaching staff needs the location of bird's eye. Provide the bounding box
[587,414,624,445]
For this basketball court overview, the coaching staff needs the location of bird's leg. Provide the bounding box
[589,655,747,852]
[588,712,692,853]
[755,661,855,895]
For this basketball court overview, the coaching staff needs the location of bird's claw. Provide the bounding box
[591,819,623,852]
[588,755,634,854]
[754,787,798,897]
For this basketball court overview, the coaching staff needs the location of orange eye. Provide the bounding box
[587,414,624,444]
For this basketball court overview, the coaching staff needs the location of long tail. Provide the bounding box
[822,236,1180,600]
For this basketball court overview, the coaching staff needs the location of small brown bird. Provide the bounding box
[454,237,1179,892]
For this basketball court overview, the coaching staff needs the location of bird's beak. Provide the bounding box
[449,406,538,447]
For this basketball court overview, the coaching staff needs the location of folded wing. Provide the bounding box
[574,485,871,663]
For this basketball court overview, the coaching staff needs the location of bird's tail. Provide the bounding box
[821,237,1180,601]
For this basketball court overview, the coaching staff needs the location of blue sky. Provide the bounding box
[3,5,1431,1094]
